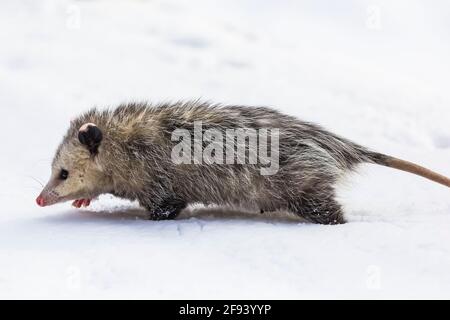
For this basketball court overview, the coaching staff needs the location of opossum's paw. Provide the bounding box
[289,198,346,225]
[306,208,346,225]
[147,210,180,221]
[146,198,187,221]
[72,199,91,208]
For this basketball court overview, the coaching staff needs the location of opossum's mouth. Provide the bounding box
[36,190,81,207]
[36,194,70,207]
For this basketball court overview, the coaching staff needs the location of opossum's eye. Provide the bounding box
[59,169,69,180]
[78,123,103,155]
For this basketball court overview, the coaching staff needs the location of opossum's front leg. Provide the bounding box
[72,198,91,208]
[142,197,187,221]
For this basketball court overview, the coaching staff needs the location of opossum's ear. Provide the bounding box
[78,123,103,155]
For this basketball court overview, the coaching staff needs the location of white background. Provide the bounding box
[0,0,449,298]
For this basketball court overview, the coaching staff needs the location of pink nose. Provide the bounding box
[36,196,46,207]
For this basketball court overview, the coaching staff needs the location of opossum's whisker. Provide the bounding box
[27,175,44,187]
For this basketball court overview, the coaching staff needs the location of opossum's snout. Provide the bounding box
[35,191,59,207]
[36,195,46,207]
[35,189,58,207]
[35,173,67,207]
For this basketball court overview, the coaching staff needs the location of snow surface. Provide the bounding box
[1,0,450,299]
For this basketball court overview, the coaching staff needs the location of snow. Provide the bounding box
[1,0,450,299]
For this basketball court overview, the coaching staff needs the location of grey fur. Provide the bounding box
[36,101,450,224]
[43,101,395,224]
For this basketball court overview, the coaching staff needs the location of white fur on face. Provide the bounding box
[79,123,97,132]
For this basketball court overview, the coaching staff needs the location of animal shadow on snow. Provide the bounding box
[41,205,305,225]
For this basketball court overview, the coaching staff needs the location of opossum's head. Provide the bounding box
[36,123,111,207]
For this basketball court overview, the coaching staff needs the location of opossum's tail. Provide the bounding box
[364,151,450,188]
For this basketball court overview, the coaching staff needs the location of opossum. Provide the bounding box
[36,101,450,224]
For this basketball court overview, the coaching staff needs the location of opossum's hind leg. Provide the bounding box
[288,194,346,225]
[145,197,187,221]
